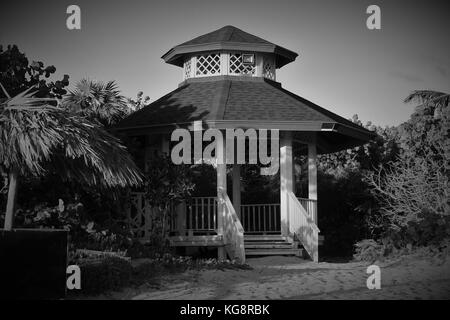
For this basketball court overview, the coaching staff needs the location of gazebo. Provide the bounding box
[115,25,375,263]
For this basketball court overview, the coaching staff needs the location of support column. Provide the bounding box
[232,164,241,219]
[217,133,227,260]
[176,202,186,236]
[4,171,18,230]
[280,132,293,237]
[308,143,317,200]
[308,142,318,223]
[161,134,170,156]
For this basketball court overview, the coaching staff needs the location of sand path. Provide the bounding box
[102,256,450,300]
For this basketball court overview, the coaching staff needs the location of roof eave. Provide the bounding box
[114,119,374,137]
[161,42,298,68]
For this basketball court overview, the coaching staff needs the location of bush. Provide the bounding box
[69,253,252,296]
[75,256,133,295]
[354,236,450,262]
[403,212,450,247]
[353,239,385,262]
[11,199,148,257]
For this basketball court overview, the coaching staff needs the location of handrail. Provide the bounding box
[288,192,319,262]
[218,189,245,263]
[297,197,318,225]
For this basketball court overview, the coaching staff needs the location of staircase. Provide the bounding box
[244,234,303,257]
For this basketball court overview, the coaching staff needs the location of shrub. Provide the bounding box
[75,256,133,295]
[12,199,145,256]
[69,252,253,296]
[353,239,385,262]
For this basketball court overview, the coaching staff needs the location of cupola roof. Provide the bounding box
[162,25,298,68]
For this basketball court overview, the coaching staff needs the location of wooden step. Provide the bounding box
[169,235,224,247]
[245,248,303,256]
[245,243,294,249]
[244,235,288,241]
[244,241,292,245]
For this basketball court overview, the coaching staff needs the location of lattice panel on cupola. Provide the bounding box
[263,58,275,80]
[229,53,256,75]
[196,53,221,76]
[184,59,192,79]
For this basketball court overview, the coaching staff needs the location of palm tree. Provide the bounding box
[63,79,130,125]
[0,83,142,230]
[127,91,150,111]
[404,90,449,119]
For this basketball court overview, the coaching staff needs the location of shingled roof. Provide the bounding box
[115,77,375,153]
[162,25,298,68]
[178,25,271,46]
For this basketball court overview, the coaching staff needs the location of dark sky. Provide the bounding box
[1,0,449,126]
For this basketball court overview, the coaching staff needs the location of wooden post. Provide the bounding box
[308,142,318,201]
[308,142,318,224]
[176,202,186,236]
[232,164,241,219]
[280,132,293,237]
[161,134,170,156]
[4,171,18,230]
[216,132,227,260]
[255,53,263,77]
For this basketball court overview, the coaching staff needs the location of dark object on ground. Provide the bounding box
[0,229,68,300]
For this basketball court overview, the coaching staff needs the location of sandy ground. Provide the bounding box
[95,255,450,300]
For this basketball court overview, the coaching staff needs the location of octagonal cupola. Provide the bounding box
[161,25,298,82]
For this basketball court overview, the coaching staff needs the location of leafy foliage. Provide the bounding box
[68,252,253,296]
[318,115,400,176]
[75,256,133,295]
[353,239,385,262]
[0,86,142,187]
[144,154,194,209]
[9,199,128,250]
[365,91,449,238]
[0,44,69,98]
[63,79,130,126]
[143,154,195,243]
[366,156,448,230]
[127,91,150,111]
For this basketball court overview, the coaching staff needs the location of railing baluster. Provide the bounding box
[247,206,251,232]
[206,198,209,229]
[252,206,256,232]
[275,205,278,232]
[201,197,205,230]
[263,206,266,233]
[268,205,272,232]
[211,198,214,230]
[273,205,275,232]
[257,205,260,232]
[195,198,199,230]
[213,198,217,229]
[242,206,246,230]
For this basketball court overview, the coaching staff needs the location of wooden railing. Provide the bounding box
[240,203,280,234]
[128,192,284,237]
[219,189,245,263]
[288,192,320,262]
[297,198,318,224]
[184,197,218,233]
[126,192,150,239]
[127,192,177,238]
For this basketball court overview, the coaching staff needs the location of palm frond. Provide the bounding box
[0,84,142,188]
[404,90,449,108]
[62,79,129,124]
